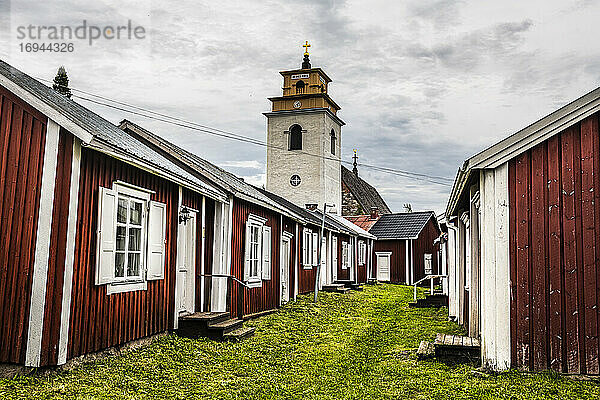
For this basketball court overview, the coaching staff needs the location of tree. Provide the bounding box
[52,66,72,98]
[403,203,413,213]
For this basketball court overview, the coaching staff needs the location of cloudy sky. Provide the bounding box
[1,0,600,214]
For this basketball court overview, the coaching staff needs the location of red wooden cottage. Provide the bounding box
[368,212,441,284]
[446,86,600,374]
[0,60,228,368]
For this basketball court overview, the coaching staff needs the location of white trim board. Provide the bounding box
[57,137,81,365]
[0,76,94,144]
[25,119,60,367]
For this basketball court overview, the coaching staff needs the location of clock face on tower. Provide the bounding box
[290,174,301,187]
[293,100,302,109]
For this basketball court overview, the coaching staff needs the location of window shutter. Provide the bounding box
[312,233,318,266]
[302,230,308,266]
[348,242,353,269]
[147,201,166,280]
[262,226,271,280]
[96,187,116,285]
[244,222,251,281]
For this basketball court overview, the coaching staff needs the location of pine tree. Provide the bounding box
[52,66,72,98]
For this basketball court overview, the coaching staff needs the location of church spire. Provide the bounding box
[302,41,311,69]
[353,149,359,176]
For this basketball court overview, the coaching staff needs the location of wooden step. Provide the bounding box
[180,311,230,323]
[433,333,480,365]
[223,327,256,342]
[322,284,345,292]
[208,318,243,334]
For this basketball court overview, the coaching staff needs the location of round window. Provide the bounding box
[290,174,301,187]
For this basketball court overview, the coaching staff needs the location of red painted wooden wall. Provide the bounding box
[0,86,47,364]
[373,240,406,283]
[67,148,179,360]
[40,129,74,366]
[298,224,318,294]
[509,112,600,374]
[230,199,280,318]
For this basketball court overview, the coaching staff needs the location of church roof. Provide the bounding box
[341,165,391,214]
[369,211,437,239]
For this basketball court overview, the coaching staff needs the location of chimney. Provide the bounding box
[305,203,318,211]
[370,207,379,220]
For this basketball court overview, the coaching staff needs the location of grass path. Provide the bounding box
[1,284,599,399]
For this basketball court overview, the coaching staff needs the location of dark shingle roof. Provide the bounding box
[342,165,391,214]
[0,60,226,201]
[369,211,436,239]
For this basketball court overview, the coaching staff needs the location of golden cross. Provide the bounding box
[303,41,311,55]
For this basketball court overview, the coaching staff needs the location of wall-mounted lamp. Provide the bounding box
[179,205,192,225]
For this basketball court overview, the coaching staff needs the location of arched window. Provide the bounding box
[289,124,303,150]
[330,129,336,155]
[295,80,305,94]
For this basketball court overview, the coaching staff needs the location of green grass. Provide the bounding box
[1,284,599,399]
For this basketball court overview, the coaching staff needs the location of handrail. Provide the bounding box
[198,273,251,288]
[413,274,447,301]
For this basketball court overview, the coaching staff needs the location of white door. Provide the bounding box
[332,237,338,282]
[376,252,391,281]
[280,235,291,304]
[177,212,196,315]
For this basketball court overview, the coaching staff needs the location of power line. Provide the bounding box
[41,77,454,187]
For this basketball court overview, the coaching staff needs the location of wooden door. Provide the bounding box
[376,252,391,281]
[176,212,196,315]
[281,235,291,304]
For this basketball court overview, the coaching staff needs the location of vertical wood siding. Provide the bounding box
[412,219,441,283]
[230,199,280,317]
[40,129,73,366]
[509,112,600,374]
[67,148,178,360]
[373,240,406,282]
[298,225,318,294]
[0,86,47,364]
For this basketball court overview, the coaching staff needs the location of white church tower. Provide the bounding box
[264,42,344,214]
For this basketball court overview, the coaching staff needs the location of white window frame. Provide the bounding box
[303,228,313,269]
[102,182,157,295]
[342,241,349,270]
[358,241,366,265]
[244,214,269,288]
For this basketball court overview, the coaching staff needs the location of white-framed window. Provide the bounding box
[358,241,366,265]
[342,241,349,270]
[96,181,166,295]
[243,214,270,287]
[302,228,313,269]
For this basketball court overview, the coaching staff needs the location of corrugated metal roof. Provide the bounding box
[0,60,226,201]
[119,120,307,221]
[369,211,435,239]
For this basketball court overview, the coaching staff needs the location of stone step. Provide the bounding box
[416,340,435,360]
[336,287,351,294]
[223,326,256,342]
[208,318,243,334]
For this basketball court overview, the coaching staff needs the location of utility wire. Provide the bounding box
[42,77,454,187]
